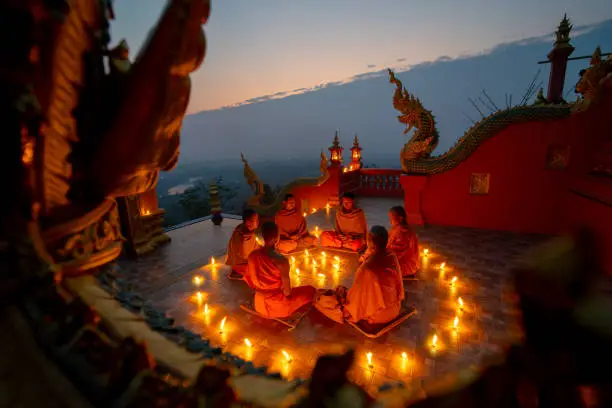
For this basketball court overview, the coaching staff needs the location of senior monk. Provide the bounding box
[320,192,368,252]
[275,194,317,254]
[225,209,261,276]
[315,226,404,324]
[245,222,317,318]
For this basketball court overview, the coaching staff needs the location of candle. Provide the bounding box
[458,297,464,311]
[282,350,292,363]
[366,352,373,368]
[210,256,216,265]
[313,226,320,237]
[453,316,459,331]
[439,262,445,270]
[196,291,203,304]
[431,334,438,351]
[450,277,457,287]
[193,275,203,286]
[244,338,252,348]
[219,316,227,333]
[203,303,209,315]
[295,268,300,276]
[312,259,318,269]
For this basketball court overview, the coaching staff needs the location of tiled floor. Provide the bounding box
[118,198,549,395]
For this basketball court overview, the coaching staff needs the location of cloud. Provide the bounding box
[367,64,377,69]
[396,58,407,62]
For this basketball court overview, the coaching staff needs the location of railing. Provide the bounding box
[355,168,404,197]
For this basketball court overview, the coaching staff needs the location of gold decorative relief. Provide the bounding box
[545,145,570,170]
[470,173,490,195]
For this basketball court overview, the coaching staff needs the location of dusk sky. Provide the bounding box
[112,1,612,114]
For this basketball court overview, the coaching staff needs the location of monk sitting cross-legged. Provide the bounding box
[274,194,317,254]
[320,192,368,252]
[245,222,316,318]
[225,209,262,277]
[388,206,420,277]
[315,226,404,325]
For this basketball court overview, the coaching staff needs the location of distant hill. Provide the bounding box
[179,19,612,166]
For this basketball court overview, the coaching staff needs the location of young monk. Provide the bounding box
[320,192,368,252]
[275,194,317,254]
[225,209,261,276]
[315,226,404,324]
[387,206,420,277]
[245,222,317,318]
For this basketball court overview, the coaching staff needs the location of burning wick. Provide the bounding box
[431,334,438,351]
[295,268,301,276]
[193,276,203,286]
[244,338,252,348]
[439,262,446,270]
[366,352,373,368]
[453,316,459,331]
[203,303,209,315]
[302,212,307,218]
[304,249,310,257]
[333,256,340,262]
[196,292,203,303]
[290,256,296,264]
[219,316,227,334]
[312,260,318,268]
[282,350,292,363]
[450,277,457,287]
[321,251,327,257]
[401,352,408,361]
[458,297,464,311]
[423,248,429,257]
[210,257,216,265]
[317,273,325,280]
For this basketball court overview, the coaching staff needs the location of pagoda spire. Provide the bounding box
[329,130,343,166]
[332,129,341,148]
[546,14,575,103]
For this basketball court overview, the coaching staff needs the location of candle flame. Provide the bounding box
[256,237,263,245]
[244,338,252,348]
[219,316,227,333]
[312,260,318,268]
[451,277,457,286]
[334,256,340,262]
[282,350,292,363]
[423,249,429,256]
[305,249,310,257]
[295,268,300,276]
[290,256,296,264]
[211,257,216,265]
[317,273,325,279]
[302,212,307,218]
[193,276,203,286]
[196,292,203,302]
[401,352,408,360]
[203,303,209,315]
[458,297,464,308]
[321,251,327,257]
[453,316,459,330]
[366,352,373,367]
[311,208,316,214]
[325,203,330,211]
[432,334,438,348]
[439,262,446,270]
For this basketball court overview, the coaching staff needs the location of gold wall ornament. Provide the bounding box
[573,47,612,113]
[469,173,490,195]
[241,153,265,205]
[42,200,123,276]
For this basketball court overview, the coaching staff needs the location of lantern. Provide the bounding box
[328,130,343,166]
[350,134,362,170]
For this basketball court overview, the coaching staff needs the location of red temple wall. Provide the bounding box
[291,166,342,211]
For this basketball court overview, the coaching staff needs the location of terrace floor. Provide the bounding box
[117,197,549,395]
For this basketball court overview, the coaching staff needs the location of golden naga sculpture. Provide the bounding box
[574,46,612,113]
[387,69,439,171]
[241,153,265,206]
[2,0,210,277]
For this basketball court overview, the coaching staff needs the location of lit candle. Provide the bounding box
[244,338,252,348]
[302,212,307,218]
[321,251,327,258]
[401,352,408,361]
[311,208,316,214]
[317,273,325,281]
[423,248,429,257]
[282,350,292,363]
[431,334,438,351]
[304,249,310,257]
[193,275,203,286]
[210,256,216,265]
[333,256,340,262]
[295,268,300,276]
[325,203,330,212]
[439,262,445,271]
[453,316,459,331]
[196,291,203,305]
[203,303,209,315]
[313,226,320,237]
[312,259,318,269]
[458,297,464,311]
[450,276,457,287]
[366,352,373,368]
[290,256,296,264]
[219,316,227,334]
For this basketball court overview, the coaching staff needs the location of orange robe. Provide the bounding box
[315,251,404,324]
[320,208,367,251]
[225,224,261,276]
[274,208,317,254]
[388,224,420,277]
[245,248,316,318]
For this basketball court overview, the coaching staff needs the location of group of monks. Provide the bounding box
[224,192,421,325]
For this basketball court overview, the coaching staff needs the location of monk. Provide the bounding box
[245,222,317,318]
[360,206,420,277]
[274,194,317,254]
[315,226,404,324]
[225,209,262,276]
[320,192,368,252]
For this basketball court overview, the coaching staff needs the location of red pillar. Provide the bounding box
[399,175,428,225]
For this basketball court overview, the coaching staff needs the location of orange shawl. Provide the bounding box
[388,224,420,275]
[344,251,404,322]
[275,208,308,239]
[225,223,261,267]
[335,208,367,238]
[245,248,291,294]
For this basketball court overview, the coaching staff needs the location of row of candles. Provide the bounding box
[190,229,471,377]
